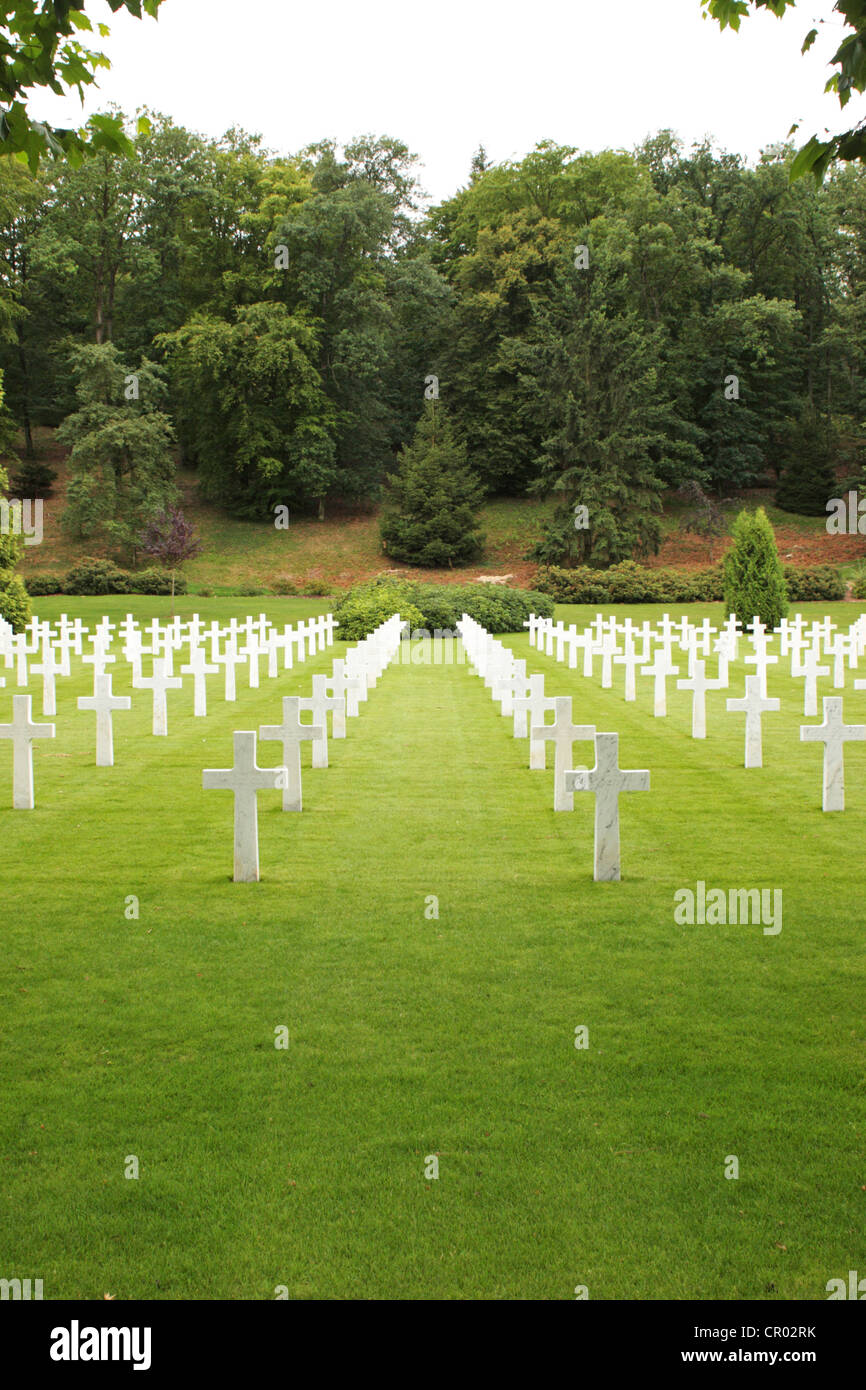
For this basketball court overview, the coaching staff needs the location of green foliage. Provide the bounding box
[781,564,846,601]
[0,571,31,629]
[852,567,866,600]
[63,556,187,596]
[158,302,335,518]
[58,343,176,555]
[9,457,57,496]
[536,561,726,604]
[23,572,62,596]
[334,576,553,639]
[723,507,789,625]
[0,5,163,169]
[380,403,485,567]
[703,2,866,180]
[775,411,838,514]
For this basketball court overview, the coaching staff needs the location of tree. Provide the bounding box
[723,506,789,625]
[138,506,201,615]
[0,2,163,169]
[158,301,335,519]
[380,401,485,567]
[57,342,176,556]
[775,408,838,513]
[701,2,866,179]
[0,366,30,630]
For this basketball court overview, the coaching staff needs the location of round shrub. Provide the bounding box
[65,557,128,595]
[23,573,63,596]
[782,565,845,602]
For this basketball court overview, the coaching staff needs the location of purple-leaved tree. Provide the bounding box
[139,507,202,617]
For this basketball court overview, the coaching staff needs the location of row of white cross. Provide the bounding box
[525,611,866,718]
[201,615,406,882]
[0,610,340,805]
[458,615,649,881]
[0,611,340,722]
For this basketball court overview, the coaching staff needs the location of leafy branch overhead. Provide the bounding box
[0,1,164,168]
[703,1,866,178]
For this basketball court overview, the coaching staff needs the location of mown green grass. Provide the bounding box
[1,600,865,1299]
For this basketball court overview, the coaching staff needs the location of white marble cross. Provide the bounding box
[676,659,725,739]
[796,645,830,718]
[744,641,778,699]
[564,732,650,881]
[641,646,680,717]
[800,696,866,812]
[203,731,287,881]
[181,646,219,717]
[217,640,246,703]
[30,642,65,716]
[260,697,323,811]
[297,692,336,767]
[512,674,557,769]
[312,674,346,740]
[726,676,780,768]
[328,658,363,719]
[0,694,55,808]
[77,672,131,766]
[531,696,595,810]
[134,659,183,736]
[614,637,645,702]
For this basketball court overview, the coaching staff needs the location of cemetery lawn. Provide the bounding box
[2,597,865,1300]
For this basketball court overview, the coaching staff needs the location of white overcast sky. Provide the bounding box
[30,0,863,204]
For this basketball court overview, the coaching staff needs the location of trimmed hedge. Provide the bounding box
[537,560,844,605]
[333,577,555,640]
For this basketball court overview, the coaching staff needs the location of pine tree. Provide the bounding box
[723,507,788,627]
[775,410,837,516]
[380,402,485,567]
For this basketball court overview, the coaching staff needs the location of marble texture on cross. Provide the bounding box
[800,696,866,812]
[512,674,557,769]
[676,659,725,739]
[328,658,362,719]
[564,732,649,882]
[30,642,64,716]
[134,659,183,736]
[641,646,680,717]
[0,693,55,808]
[798,646,830,717]
[77,671,131,766]
[202,731,287,881]
[531,696,595,811]
[726,675,780,768]
[260,697,322,811]
[743,642,778,699]
[181,646,219,717]
[312,674,347,739]
[297,692,337,767]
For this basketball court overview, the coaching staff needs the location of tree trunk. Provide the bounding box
[318,497,325,521]
[171,569,176,621]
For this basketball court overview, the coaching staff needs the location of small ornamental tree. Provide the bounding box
[723,506,788,627]
[380,402,485,567]
[138,507,201,615]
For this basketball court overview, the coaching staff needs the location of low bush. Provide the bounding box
[23,573,63,596]
[333,578,554,640]
[781,565,845,602]
[64,558,128,595]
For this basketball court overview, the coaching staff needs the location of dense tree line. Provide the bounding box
[0,116,865,565]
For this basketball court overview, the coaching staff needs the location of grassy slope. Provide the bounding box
[13,436,866,591]
[2,598,865,1299]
